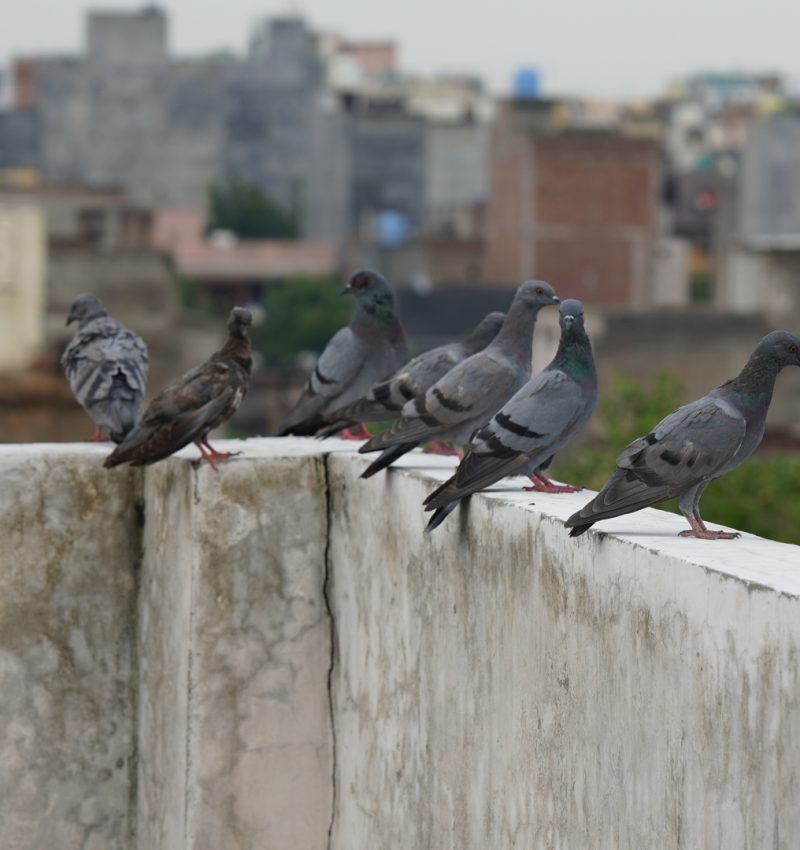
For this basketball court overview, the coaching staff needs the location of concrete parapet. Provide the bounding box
[0,439,798,849]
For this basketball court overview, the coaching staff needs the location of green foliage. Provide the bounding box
[554,372,684,492]
[177,275,200,312]
[207,175,299,239]
[553,372,800,544]
[256,277,352,365]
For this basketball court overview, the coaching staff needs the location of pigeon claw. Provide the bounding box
[193,438,242,472]
[679,515,740,540]
[678,529,741,540]
[423,441,462,457]
[524,474,581,494]
[340,424,373,441]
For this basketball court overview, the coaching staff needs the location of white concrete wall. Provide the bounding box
[0,446,141,850]
[137,443,334,850]
[0,439,799,850]
[328,449,800,850]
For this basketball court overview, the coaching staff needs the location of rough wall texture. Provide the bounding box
[138,444,334,850]
[1,440,800,850]
[326,450,800,850]
[0,446,141,850]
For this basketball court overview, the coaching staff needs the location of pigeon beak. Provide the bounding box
[340,286,352,296]
[552,296,561,304]
[66,313,76,326]
[563,315,575,327]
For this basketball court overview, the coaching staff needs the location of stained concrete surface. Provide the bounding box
[1,439,799,850]
[0,446,141,850]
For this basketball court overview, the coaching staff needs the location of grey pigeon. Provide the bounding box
[424,299,598,531]
[320,310,506,435]
[61,293,148,443]
[359,280,560,477]
[277,270,408,437]
[104,308,252,469]
[565,330,800,539]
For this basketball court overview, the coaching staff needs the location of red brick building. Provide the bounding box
[483,100,661,306]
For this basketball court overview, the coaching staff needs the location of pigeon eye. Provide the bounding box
[789,344,798,354]
[535,287,544,296]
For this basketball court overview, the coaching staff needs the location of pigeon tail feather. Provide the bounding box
[360,443,416,478]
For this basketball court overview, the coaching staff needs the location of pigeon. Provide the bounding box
[358,280,561,478]
[277,270,408,438]
[61,293,148,443]
[319,310,506,436]
[424,299,598,531]
[104,307,253,469]
[565,330,800,539]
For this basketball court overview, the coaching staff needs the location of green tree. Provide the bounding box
[553,372,800,544]
[255,277,352,366]
[207,175,299,239]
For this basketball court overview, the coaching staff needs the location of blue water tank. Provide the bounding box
[514,67,540,100]
[375,210,409,248]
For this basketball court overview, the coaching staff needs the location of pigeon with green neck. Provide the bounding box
[566,330,800,539]
[277,270,408,438]
[319,310,506,437]
[358,280,560,477]
[424,299,597,532]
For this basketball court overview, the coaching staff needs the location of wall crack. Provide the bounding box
[321,452,338,850]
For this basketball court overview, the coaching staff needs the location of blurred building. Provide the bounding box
[224,17,323,221]
[16,8,226,209]
[0,201,46,373]
[306,93,427,243]
[152,208,339,311]
[483,98,661,305]
[716,113,800,323]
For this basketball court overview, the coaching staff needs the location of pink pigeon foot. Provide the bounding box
[341,424,373,441]
[193,438,242,471]
[678,515,740,540]
[424,441,462,457]
[524,473,582,493]
[86,426,108,442]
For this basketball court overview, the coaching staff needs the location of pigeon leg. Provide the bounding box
[678,514,740,540]
[200,436,242,462]
[341,424,373,441]
[524,473,581,493]
[192,439,219,472]
[86,426,108,442]
[423,441,461,456]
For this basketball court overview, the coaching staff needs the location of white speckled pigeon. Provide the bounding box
[61,293,148,443]
[424,299,598,531]
[566,330,800,540]
[320,310,506,436]
[277,270,408,437]
[358,280,560,478]
[104,308,252,470]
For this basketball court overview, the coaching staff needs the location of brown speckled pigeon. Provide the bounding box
[277,270,408,438]
[104,308,252,470]
[61,294,148,443]
[565,330,800,539]
[424,299,598,531]
[358,280,560,477]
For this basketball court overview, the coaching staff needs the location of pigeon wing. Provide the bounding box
[105,359,241,466]
[425,370,585,509]
[362,349,520,451]
[567,396,746,527]
[279,326,364,434]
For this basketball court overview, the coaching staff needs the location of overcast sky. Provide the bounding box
[2,0,799,99]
